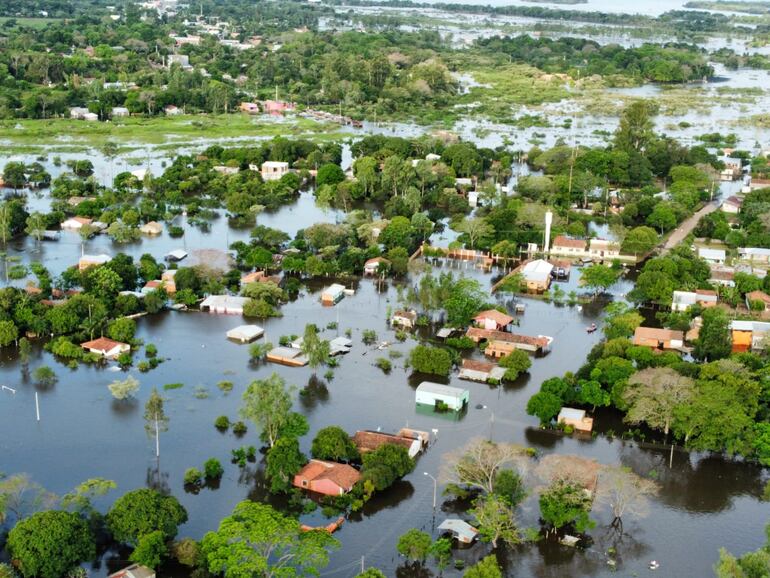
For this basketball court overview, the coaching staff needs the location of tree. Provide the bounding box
[107,220,140,243]
[25,212,47,245]
[579,264,620,295]
[33,366,57,387]
[379,216,413,250]
[200,501,339,578]
[3,162,26,190]
[301,324,330,376]
[694,307,731,361]
[144,388,169,458]
[311,426,359,462]
[595,465,658,527]
[602,302,643,339]
[621,226,658,257]
[0,473,56,523]
[0,319,18,346]
[240,373,294,447]
[396,529,432,562]
[441,438,529,494]
[408,345,452,376]
[316,163,345,187]
[539,478,595,534]
[109,375,140,400]
[622,367,695,438]
[526,391,562,425]
[266,437,306,493]
[386,246,409,276]
[455,217,494,249]
[130,530,167,569]
[464,555,503,578]
[108,318,136,343]
[647,203,678,234]
[7,510,95,578]
[470,494,521,548]
[498,350,531,381]
[361,444,415,490]
[107,488,188,545]
[19,336,31,370]
[614,100,656,154]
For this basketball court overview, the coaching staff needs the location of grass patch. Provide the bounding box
[163,382,184,390]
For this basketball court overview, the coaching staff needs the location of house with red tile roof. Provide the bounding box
[81,337,130,358]
[293,460,360,496]
[473,309,513,331]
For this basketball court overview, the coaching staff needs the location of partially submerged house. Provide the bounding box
[78,254,111,271]
[466,327,553,355]
[363,257,389,276]
[321,284,346,306]
[226,325,264,343]
[293,460,360,496]
[352,430,423,459]
[165,249,188,262]
[458,359,506,382]
[415,382,469,412]
[671,290,718,312]
[738,247,770,266]
[721,195,743,214]
[632,327,685,351]
[550,236,586,257]
[473,309,513,331]
[81,337,130,359]
[437,519,479,544]
[61,216,93,230]
[391,309,418,329]
[266,346,309,367]
[329,336,353,356]
[139,221,163,235]
[200,295,248,315]
[557,407,594,433]
[521,259,554,292]
[588,238,620,260]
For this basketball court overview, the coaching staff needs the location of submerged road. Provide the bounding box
[661,199,719,253]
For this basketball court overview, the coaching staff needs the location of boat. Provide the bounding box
[586,323,597,333]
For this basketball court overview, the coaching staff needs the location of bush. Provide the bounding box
[217,380,234,393]
[163,383,184,391]
[408,345,452,376]
[375,358,392,373]
[395,330,408,342]
[214,416,230,430]
[446,336,475,350]
[232,421,247,435]
[145,344,158,357]
[184,468,202,486]
[204,458,224,479]
[362,329,378,345]
[137,361,151,372]
[168,225,184,237]
[33,365,57,386]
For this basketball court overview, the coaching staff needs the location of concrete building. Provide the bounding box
[521,259,554,292]
[437,519,479,544]
[321,284,346,306]
[672,290,718,311]
[260,161,289,181]
[293,460,360,496]
[415,382,469,412]
[352,430,422,459]
[81,337,130,359]
[557,407,594,433]
[697,247,726,265]
[226,325,264,343]
[200,295,248,315]
[632,327,685,350]
[78,254,112,271]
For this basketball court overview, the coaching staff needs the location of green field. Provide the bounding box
[0,114,348,153]
[0,17,62,29]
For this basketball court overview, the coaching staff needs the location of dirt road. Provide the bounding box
[661,200,719,253]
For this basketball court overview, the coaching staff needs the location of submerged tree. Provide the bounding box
[595,466,658,529]
[240,373,294,448]
[144,388,169,458]
[441,438,529,495]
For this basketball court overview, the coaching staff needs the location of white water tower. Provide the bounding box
[544,210,553,255]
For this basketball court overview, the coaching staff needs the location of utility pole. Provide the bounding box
[155,412,160,458]
[35,392,40,421]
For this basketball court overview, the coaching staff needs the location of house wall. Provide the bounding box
[310,479,344,496]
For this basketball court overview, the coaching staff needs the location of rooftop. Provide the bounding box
[521,259,554,282]
[81,337,127,351]
[416,382,468,399]
[473,309,514,326]
[437,519,479,541]
[553,236,586,249]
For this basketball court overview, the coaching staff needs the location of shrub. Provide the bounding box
[163,383,183,390]
[408,345,452,376]
[232,421,247,435]
[375,358,392,373]
[184,468,202,486]
[168,225,184,237]
[214,416,230,430]
[446,336,475,350]
[172,538,199,567]
[193,386,209,399]
[204,458,224,479]
[395,330,408,342]
[145,344,158,357]
[33,366,57,386]
[217,380,234,393]
[362,329,377,345]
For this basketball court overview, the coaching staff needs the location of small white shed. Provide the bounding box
[415,382,469,412]
[227,325,264,343]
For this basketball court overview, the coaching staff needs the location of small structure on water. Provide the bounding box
[415,382,469,412]
[557,407,594,433]
[391,309,417,329]
[108,564,155,578]
[81,337,131,359]
[200,295,248,315]
[437,519,479,544]
[329,336,353,356]
[321,284,346,306]
[363,256,389,276]
[466,327,552,355]
[266,346,309,367]
[61,216,93,230]
[139,221,163,235]
[293,459,360,496]
[78,254,112,271]
[165,249,188,262]
[521,259,554,292]
[227,325,264,343]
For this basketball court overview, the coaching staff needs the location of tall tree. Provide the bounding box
[265,437,306,493]
[240,373,294,448]
[694,307,731,362]
[595,466,658,528]
[614,100,656,154]
[622,367,694,438]
[144,388,169,459]
[300,324,330,377]
[470,494,521,548]
[441,438,529,494]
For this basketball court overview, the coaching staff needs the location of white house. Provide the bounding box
[363,257,389,276]
[437,519,479,544]
[739,247,770,266]
[672,290,718,311]
[589,238,620,260]
[391,309,418,329]
[164,105,182,116]
[721,195,743,214]
[321,284,346,306]
[167,54,191,69]
[108,564,155,578]
[61,216,93,230]
[111,106,129,117]
[200,295,248,315]
[226,325,264,343]
[521,259,554,292]
[260,161,289,181]
[415,382,469,412]
[557,407,593,433]
[697,247,726,265]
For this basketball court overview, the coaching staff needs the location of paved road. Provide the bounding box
[661,200,719,253]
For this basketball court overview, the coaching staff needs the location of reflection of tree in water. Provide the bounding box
[360,480,415,517]
[618,444,764,513]
[110,397,138,420]
[299,374,330,412]
[524,426,566,451]
[395,562,434,578]
[145,465,169,495]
